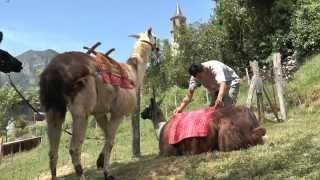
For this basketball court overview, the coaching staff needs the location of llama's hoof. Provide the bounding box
[80,175,86,180]
[75,164,84,176]
[50,167,57,179]
[96,153,104,169]
[105,175,115,180]
[104,171,115,180]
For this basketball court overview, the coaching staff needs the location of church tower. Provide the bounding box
[170,3,187,55]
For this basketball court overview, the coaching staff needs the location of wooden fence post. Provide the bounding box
[246,75,257,107]
[246,61,264,123]
[273,53,287,121]
[131,88,141,158]
[0,137,3,164]
[245,67,251,85]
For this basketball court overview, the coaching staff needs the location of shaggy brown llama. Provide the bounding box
[141,98,266,156]
[40,28,157,180]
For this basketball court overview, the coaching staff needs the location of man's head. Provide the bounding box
[189,63,204,78]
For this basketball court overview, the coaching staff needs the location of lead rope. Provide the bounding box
[7,74,40,114]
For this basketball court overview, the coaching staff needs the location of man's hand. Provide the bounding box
[212,82,228,109]
[174,90,194,114]
[174,107,183,114]
[213,97,224,108]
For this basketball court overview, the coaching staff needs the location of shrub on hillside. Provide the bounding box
[290,0,320,58]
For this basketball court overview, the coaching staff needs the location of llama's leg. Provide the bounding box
[68,76,96,178]
[69,112,89,179]
[101,114,123,180]
[46,111,65,180]
[159,128,179,156]
[218,124,242,151]
[190,138,200,155]
[94,114,109,169]
[159,143,179,156]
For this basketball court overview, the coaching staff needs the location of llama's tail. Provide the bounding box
[40,53,91,118]
[40,67,67,118]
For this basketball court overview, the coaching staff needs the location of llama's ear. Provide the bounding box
[147,27,152,36]
[151,98,159,108]
[0,31,3,43]
[128,34,140,39]
[157,96,164,106]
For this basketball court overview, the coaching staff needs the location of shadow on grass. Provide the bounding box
[56,121,320,180]
[58,154,188,180]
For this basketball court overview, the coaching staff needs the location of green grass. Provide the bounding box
[287,54,320,107]
[0,114,159,180]
[1,55,320,179]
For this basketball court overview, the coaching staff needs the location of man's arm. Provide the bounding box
[213,82,229,108]
[174,90,194,113]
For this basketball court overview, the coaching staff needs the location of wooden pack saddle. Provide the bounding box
[84,42,135,89]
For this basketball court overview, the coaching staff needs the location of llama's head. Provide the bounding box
[0,49,23,73]
[0,31,3,43]
[129,28,159,57]
[0,31,22,73]
[141,98,164,123]
[0,31,23,73]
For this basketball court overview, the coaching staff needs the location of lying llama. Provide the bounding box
[141,98,266,156]
[40,28,158,180]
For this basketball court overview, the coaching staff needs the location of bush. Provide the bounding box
[290,0,320,58]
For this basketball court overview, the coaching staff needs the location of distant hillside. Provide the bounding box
[0,49,59,88]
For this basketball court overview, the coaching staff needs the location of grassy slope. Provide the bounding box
[1,55,320,180]
[286,54,320,108]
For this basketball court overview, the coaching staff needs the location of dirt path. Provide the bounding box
[35,164,75,180]
[35,153,91,180]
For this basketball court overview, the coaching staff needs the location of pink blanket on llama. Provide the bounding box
[168,107,217,145]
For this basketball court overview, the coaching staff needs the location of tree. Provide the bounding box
[290,0,320,58]
[144,39,171,94]
[0,85,39,137]
[0,86,20,136]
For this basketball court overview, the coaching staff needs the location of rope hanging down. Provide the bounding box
[7,74,40,114]
[7,74,103,141]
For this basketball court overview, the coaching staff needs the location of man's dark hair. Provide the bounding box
[188,63,204,76]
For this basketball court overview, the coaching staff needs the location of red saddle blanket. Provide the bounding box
[94,53,135,89]
[168,107,217,145]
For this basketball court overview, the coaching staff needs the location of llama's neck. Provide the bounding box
[130,42,152,87]
[151,112,166,140]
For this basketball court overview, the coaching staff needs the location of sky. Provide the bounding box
[0,0,214,61]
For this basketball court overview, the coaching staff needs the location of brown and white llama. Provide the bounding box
[141,98,266,156]
[39,28,158,180]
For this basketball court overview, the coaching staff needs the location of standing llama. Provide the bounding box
[141,98,266,156]
[40,28,158,180]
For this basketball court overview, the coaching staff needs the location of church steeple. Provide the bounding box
[175,3,183,17]
[170,3,187,55]
[170,3,186,32]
